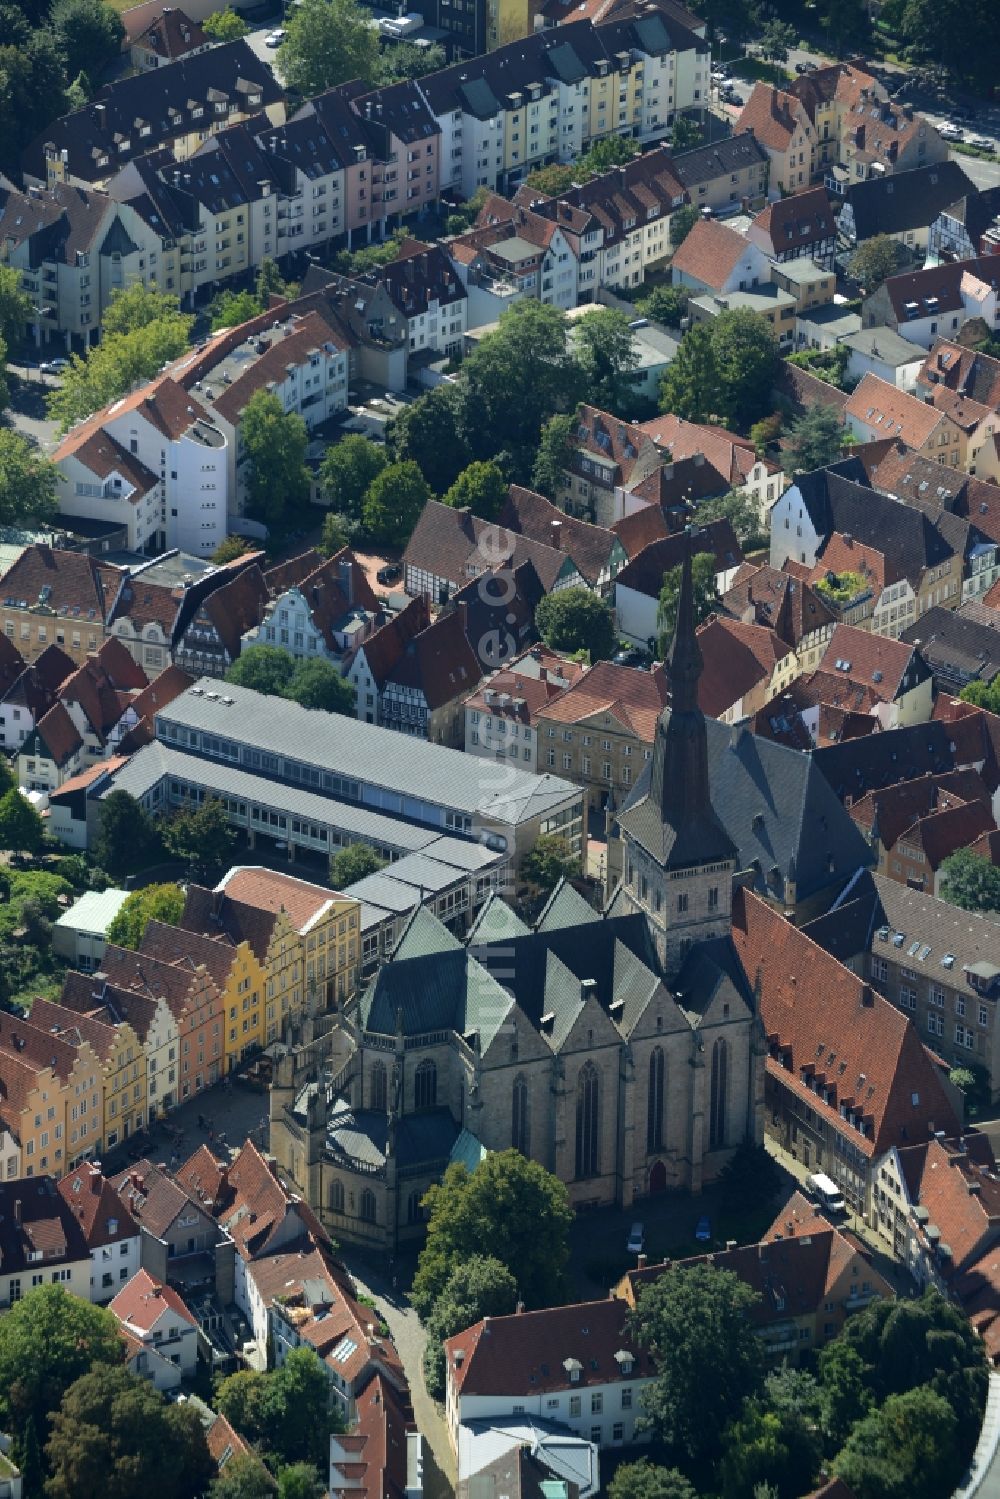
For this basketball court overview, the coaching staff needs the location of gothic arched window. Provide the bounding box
[575,1063,600,1180]
[512,1074,530,1156]
[370,1060,387,1113]
[359,1188,377,1223]
[710,1038,728,1150]
[647,1047,665,1154]
[414,1059,437,1111]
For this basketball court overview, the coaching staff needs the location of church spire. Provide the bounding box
[667,538,703,715]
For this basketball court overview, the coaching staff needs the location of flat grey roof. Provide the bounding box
[156,680,579,826]
[839,327,926,364]
[103,742,442,854]
[489,235,541,264]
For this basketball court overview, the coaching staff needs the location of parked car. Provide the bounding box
[939,123,964,141]
[626,1222,644,1255]
[376,563,401,585]
[613,647,648,668]
[40,357,69,374]
[726,93,745,106]
[802,59,817,71]
[695,1215,712,1242]
[795,62,808,73]
[264,28,285,46]
[970,136,995,151]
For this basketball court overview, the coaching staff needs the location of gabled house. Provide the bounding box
[0,544,118,665]
[837,162,975,257]
[845,373,968,467]
[347,595,432,727]
[636,412,785,528]
[694,614,797,723]
[861,254,1000,351]
[613,519,743,650]
[670,217,770,296]
[129,7,211,70]
[58,1160,141,1302]
[735,83,817,195]
[464,646,584,771]
[0,1176,94,1309]
[243,549,380,672]
[110,1269,199,1378]
[557,404,664,528]
[812,623,934,729]
[110,1159,223,1282]
[533,659,669,808]
[381,608,483,746]
[499,485,627,593]
[748,186,837,268]
[721,560,836,672]
[403,500,585,601]
[173,564,270,679]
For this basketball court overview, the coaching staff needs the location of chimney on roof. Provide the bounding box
[860,984,875,1007]
[551,519,563,549]
[637,1253,647,1269]
[13,1199,21,1225]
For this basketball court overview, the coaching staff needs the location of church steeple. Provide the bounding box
[641,537,736,872]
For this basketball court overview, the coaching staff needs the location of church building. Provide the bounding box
[270,549,768,1250]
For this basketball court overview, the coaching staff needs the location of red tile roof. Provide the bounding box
[694,614,792,718]
[445,1297,647,1398]
[110,1267,197,1332]
[330,1374,414,1499]
[216,866,347,932]
[736,82,807,151]
[818,623,920,702]
[383,606,481,711]
[58,1161,139,1248]
[0,543,115,622]
[536,659,668,741]
[731,887,961,1158]
[670,216,754,291]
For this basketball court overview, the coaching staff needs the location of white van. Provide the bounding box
[806,1172,846,1216]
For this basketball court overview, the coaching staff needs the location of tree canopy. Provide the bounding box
[106,883,184,950]
[669,204,701,250]
[202,6,248,38]
[361,461,430,546]
[939,846,1000,915]
[0,1285,123,1440]
[387,385,472,496]
[659,323,718,425]
[608,1462,699,1499]
[287,657,356,715]
[241,390,310,524]
[521,834,581,893]
[215,1348,337,1472]
[227,644,297,697]
[442,460,508,521]
[0,264,33,348]
[278,0,380,95]
[329,842,386,888]
[0,786,43,854]
[785,405,847,473]
[46,1364,213,1499]
[574,307,641,415]
[848,233,909,293]
[90,791,161,880]
[411,1151,573,1318]
[0,430,60,528]
[692,489,765,550]
[631,1262,764,1464]
[163,797,235,878]
[833,1385,961,1499]
[536,587,615,661]
[422,1255,519,1398]
[321,434,388,520]
[531,412,575,500]
[49,297,194,430]
[710,309,780,430]
[49,0,123,91]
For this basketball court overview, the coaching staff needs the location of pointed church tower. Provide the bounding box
[616,538,737,974]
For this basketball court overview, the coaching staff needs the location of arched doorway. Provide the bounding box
[648,1160,667,1195]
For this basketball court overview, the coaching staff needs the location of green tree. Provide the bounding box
[531,412,575,499]
[957,678,1000,712]
[0,787,43,854]
[50,0,124,90]
[388,386,471,494]
[720,1400,821,1499]
[0,264,32,349]
[536,586,616,661]
[263,1348,338,1470]
[256,257,289,306]
[0,33,69,177]
[671,115,701,151]
[758,18,797,59]
[321,434,388,520]
[671,205,704,251]
[524,162,577,196]
[101,283,186,338]
[940,846,1000,914]
[693,488,764,549]
[786,405,847,473]
[227,644,296,696]
[319,512,351,555]
[19,1416,42,1499]
[656,552,717,657]
[718,1141,782,1218]
[209,1455,276,1499]
[582,134,640,172]
[710,309,779,429]
[163,797,235,878]
[65,69,90,109]
[241,390,309,524]
[361,460,430,546]
[834,1385,960,1499]
[0,1285,123,1440]
[442,460,508,520]
[91,790,160,879]
[49,313,193,430]
[0,431,58,526]
[818,1340,872,1450]
[459,301,584,481]
[412,1151,573,1318]
[422,1255,519,1399]
[211,535,255,565]
[45,1364,213,1499]
[659,324,718,423]
[277,1465,324,1499]
[378,39,446,80]
[214,1370,270,1447]
[631,1262,764,1464]
[521,834,581,893]
[608,1461,698,1499]
[848,234,909,293]
[749,412,783,455]
[210,289,262,331]
[637,284,689,327]
[278,0,380,95]
[202,6,248,38]
[574,307,640,414]
[106,883,185,950]
[329,842,386,887]
[287,658,356,715]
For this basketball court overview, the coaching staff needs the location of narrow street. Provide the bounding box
[339,1249,457,1499]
